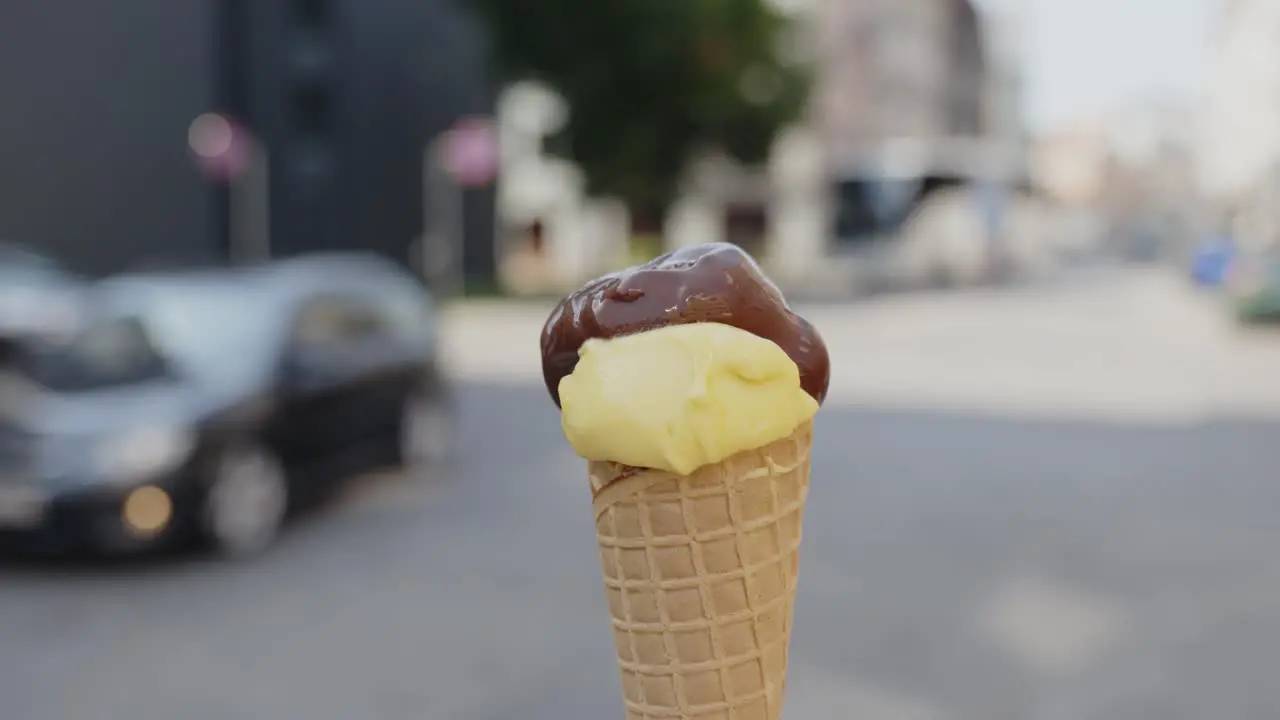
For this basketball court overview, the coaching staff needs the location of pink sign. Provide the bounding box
[441,116,498,188]
[189,113,254,182]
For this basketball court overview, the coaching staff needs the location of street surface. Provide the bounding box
[5,268,1280,719]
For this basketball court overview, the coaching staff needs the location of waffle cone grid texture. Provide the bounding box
[588,422,812,720]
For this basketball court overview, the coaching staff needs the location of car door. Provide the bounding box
[274,293,374,468]
[325,290,419,446]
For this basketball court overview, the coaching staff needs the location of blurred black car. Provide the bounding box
[0,253,454,559]
[0,241,85,341]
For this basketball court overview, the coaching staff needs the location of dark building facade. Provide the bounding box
[0,0,494,284]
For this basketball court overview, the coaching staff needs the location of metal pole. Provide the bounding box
[421,135,466,297]
[418,141,433,278]
[230,139,271,264]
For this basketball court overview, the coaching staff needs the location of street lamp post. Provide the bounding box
[418,135,465,298]
[229,138,272,264]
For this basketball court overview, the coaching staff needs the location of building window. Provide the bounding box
[293,0,328,28]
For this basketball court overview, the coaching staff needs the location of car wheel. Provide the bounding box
[201,444,289,559]
[397,387,455,473]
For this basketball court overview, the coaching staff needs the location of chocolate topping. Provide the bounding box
[540,243,831,407]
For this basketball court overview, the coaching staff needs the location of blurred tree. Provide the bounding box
[468,0,810,224]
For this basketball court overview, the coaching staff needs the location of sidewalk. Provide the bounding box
[440,268,1280,422]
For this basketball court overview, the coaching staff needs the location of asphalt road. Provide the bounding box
[4,269,1280,719]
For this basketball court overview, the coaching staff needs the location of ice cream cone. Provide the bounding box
[589,421,812,720]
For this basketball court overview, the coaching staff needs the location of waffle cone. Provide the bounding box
[588,421,812,720]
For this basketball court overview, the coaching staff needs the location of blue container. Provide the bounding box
[1192,239,1236,287]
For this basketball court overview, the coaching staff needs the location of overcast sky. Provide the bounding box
[975,0,1216,132]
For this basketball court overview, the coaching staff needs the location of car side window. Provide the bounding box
[290,294,394,351]
[17,316,169,391]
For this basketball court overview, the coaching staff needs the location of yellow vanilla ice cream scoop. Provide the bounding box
[558,322,819,475]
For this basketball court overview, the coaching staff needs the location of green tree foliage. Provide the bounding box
[468,0,810,218]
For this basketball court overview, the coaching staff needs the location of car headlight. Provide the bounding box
[94,427,195,485]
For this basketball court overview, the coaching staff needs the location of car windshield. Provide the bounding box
[11,280,284,394]
[17,315,170,392]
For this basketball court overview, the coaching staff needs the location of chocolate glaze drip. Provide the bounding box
[540,243,831,408]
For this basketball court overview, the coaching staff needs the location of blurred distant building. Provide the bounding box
[1197,0,1280,248]
[811,1,1025,180]
[1036,101,1195,207]
[0,0,494,284]
[773,0,1028,287]
[1030,123,1109,206]
[1031,98,1200,259]
[981,7,1026,151]
[495,0,1029,295]
[811,0,986,157]
[666,0,1030,292]
[1103,101,1198,218]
